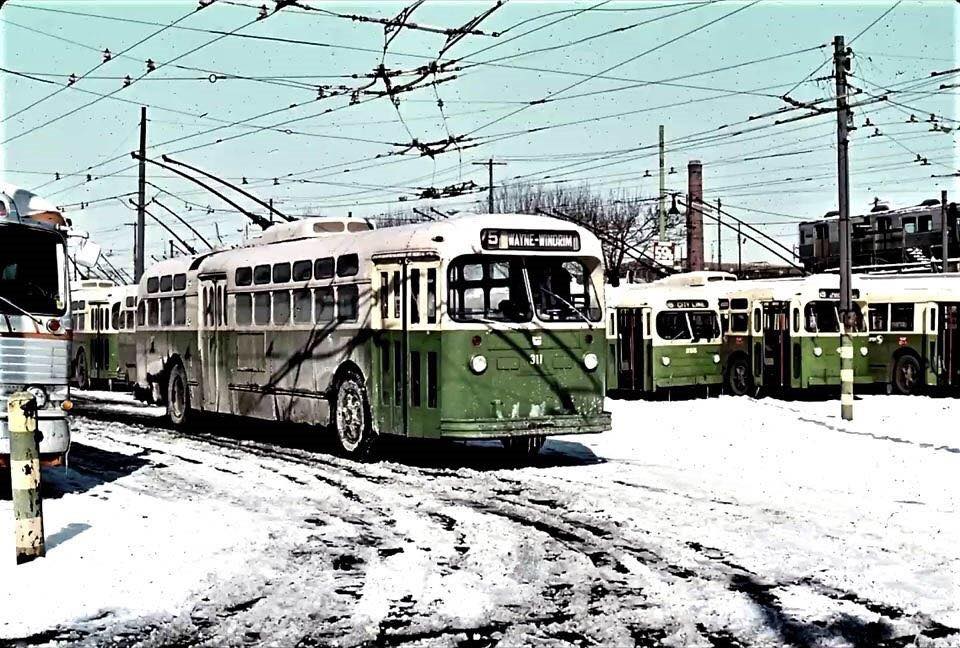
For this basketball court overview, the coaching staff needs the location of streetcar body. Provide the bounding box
[71,280,139,389]
[0,185,72,466]
[607,283,723,396]
[135,214,610,455]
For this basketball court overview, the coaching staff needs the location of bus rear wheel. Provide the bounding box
[74,350,90,390]
[892,354,922,395]
[333,377,376,459]
[166,363,191,427]
[725,356,753,397]
[502,435,545,459]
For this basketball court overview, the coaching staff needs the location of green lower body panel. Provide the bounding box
[439,411,612,439]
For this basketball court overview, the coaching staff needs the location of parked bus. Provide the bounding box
[71,280,138,389]
[718,275,872,396]
[0,184,73,466]
[607,284,724,397]
[859,273,960,394]
[134,214,611,458]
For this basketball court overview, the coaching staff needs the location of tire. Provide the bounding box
[74,350,90,390]
[501,435,546,460]
[332,376,376,459]
[166,362,191,427]
[892,354,922,396]
[725,356,753,397]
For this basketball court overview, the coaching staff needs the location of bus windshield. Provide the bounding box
[527,258,601,323]
[447,255,600,323]
[656,310,721,341]
[804,300,864,333]
[0,225,65,316]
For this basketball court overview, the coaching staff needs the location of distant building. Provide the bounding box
[798,198,959,273]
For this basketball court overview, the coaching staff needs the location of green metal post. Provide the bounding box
[9,392,45,564]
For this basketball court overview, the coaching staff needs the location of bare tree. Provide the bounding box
[489,181,681,284]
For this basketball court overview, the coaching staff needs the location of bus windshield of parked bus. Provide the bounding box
[0,225,66,316]
[656,310,721,341]
[804,300,864,333]
[448,255,600,323]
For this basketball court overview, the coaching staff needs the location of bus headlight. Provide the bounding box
[582,352,598,371]
[662,356,671,366]
[26,386,48,408]
[713,354,721,364]
[813,346,823,357]
[860,346,868,356]
[469,354,488,374]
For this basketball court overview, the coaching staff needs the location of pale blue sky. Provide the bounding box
[1,0,956,271]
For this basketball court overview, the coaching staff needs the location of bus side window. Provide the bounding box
[137,300,146,326]
[930,307,937,331]
[174,296,186,326]
[293,289,312,324]
[427,268,437,324]
[410,268,421,324]
[337,254,359,278]
[379,272,389,320]
[792,308,799,334]
[273,290,291,325]
[254,292,271,325]
[890,303,914,331]
[392,271,400,319]
[148,299,159,327]
[338,285,359,322]
[160,298,172,327]
[753,308,761,333]
[870,304,889,332]
[236,294,252,325]
[316,287,334,322]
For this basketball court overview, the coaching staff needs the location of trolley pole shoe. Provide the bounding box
[8,392,45,564]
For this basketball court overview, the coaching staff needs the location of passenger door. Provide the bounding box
[199,274,228,412]
[616,307,645,392]
[938,302,960,388]
[760,301,791,391]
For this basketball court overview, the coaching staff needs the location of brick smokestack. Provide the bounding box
[686,159,704,271]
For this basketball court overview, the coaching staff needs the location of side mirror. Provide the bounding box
[73,238,102,268]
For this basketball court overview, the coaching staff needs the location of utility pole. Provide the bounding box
[659,125,666,240]
[716,197,722,269]
[834,34,854,422]
[169,240,175,259]
[135,106,147,282]
[737,221,743,276]
[942,190,949,272]
[473,158,506,213]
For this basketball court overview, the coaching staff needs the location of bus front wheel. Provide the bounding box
[892,354,922,396]
[725,356,753,397]
[333,377,376,459]
[166,363,191,427]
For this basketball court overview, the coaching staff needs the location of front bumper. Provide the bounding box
[0,412,70,465]
[439,412,611,439]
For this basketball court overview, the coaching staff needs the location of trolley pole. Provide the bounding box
[135,106,147,283]
[8,393,45,564]
[834,35,854,421]
[737,221,743,276]
[659,125,666,240]
[942,190,949,272]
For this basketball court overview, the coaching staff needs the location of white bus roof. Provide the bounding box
[138,213,604,289]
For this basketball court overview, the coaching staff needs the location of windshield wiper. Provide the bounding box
[535,286,593,325]
[0,294,47,328]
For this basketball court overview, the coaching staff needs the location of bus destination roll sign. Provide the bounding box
[481,229,581,252]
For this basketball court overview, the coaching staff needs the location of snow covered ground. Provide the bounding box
[1,392,957,647]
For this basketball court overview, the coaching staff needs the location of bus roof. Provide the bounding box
[138,213,604,289]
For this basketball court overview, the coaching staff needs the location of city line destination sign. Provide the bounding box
[482,229,581,251]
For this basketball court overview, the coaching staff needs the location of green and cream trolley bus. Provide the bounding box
[135,213,611,457]
[859,273,960,394]
[717,275,872,396]
[607,284,724,397]
[71,280,138,389]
